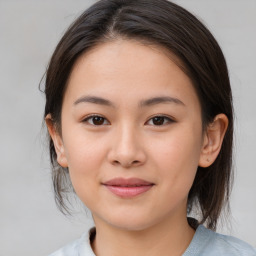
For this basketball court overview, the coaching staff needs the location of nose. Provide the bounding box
[107,124,146,168]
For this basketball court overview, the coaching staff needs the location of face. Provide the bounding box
[51,39,207,231]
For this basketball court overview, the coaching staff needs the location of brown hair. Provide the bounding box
[42,0,233,230]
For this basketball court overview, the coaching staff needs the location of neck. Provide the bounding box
[91,215,195,256]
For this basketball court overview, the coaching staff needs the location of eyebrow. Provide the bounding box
[73,95,185,107]
[74,95,114,107]
[139,96,185,107]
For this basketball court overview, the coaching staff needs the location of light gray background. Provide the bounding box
[0,0,255,255]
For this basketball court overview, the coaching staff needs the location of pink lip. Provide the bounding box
[102,178,154,198]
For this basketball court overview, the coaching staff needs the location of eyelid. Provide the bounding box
[82,114,110,125]
[145,115,176,126]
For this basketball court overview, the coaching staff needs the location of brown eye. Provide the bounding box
[147,116,174,126]
[92,116,104,125]
[83,115,109,126]
[152,116,165,125]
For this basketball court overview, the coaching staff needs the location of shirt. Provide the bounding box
[48,225,256,256]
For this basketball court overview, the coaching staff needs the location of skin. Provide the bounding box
[46,39,228,256]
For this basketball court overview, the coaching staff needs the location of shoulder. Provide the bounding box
[213,231,256,255]
[214,231,256,255]
[184,225,256,256]
[48,228,96,256]
[48,238,80,256]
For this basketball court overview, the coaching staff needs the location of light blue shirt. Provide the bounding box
[49,225,256,256]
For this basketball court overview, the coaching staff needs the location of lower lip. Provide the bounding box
[104,185,153,198]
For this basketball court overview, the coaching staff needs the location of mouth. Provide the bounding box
[102,177,155,198]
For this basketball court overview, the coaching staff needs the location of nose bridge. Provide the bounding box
[116,122,137,150]
[109,121,146,167]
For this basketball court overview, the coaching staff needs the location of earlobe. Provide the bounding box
[45,114,68,168]
[199,114,228,168]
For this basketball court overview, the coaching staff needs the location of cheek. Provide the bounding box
[63,127,105,167]
[62,131,107,192]
[150,126,202,188]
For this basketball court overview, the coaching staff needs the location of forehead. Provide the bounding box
[64,39,199,108]
[73,39,183,78]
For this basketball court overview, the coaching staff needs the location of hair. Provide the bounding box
[42,0,233,230]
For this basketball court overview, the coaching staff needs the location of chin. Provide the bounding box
[101,212,160,232]
[110,221,153,232]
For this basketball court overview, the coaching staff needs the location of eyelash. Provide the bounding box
[82,114,175,126]
[82,114,110,126]
[147,116,175,126]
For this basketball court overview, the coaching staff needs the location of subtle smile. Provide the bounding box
[102,178,155,198]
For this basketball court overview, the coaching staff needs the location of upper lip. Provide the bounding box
[102,177,154,187]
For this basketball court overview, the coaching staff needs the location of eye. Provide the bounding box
[146,115,175,126]
[82,115,110,126]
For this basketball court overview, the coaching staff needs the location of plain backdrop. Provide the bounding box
[0,0,255,255]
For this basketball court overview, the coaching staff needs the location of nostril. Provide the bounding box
[112,159,141,167]
[113,160,120,165]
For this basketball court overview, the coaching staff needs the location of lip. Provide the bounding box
[102,178,155,198]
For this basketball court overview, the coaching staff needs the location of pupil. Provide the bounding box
[153,117,164,125]
[93,116,104,125]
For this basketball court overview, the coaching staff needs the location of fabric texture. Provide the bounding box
[48,225,256,256]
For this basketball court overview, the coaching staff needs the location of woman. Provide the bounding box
[43,0,256,255]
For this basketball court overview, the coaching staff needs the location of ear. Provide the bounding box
[45,114,68,168]
[199,113,229,168]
